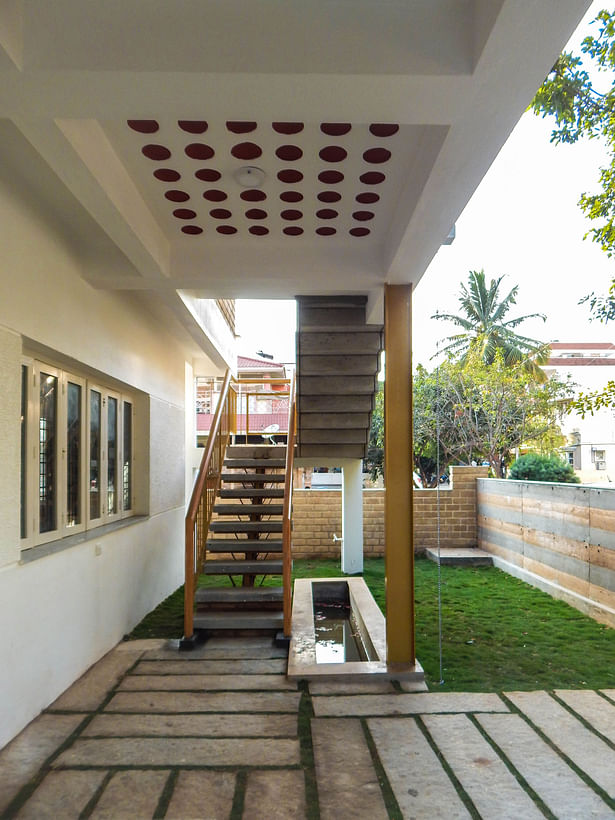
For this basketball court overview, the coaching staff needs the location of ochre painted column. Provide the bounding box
[384,284,415,663]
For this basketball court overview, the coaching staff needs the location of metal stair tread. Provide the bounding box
[220,472,286,482]
[213,503,284,516]
[203,560,283,575]
[195,586,283,604]
[206,538,283,552]
[209,521,283,533]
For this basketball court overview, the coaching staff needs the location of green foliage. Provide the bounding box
[508,453,580,483]
[365,384,384,479]
[432,269,548,381]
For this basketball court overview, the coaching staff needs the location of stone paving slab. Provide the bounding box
[133,658,287,675]
[53,737,300,767]
[118,673,296,691]
[398,680,430,692]
[478,713,614,820]
[89,769,169,819]
[312,691,508,717]
[143,637,289,660]
[16,770,106,819]
[312,718,388,820]
[165,770,236,819]
[602,690,615,702]
[368,717,471,819]
[104,690,302,713]
[507,691,615,798]
[49,648,144,711]
[83,712,298,738]
[307,680,396,695]
[422,713,544,819]
[555,689,615,744]
[0,713,87,814]
[243,769,306,820]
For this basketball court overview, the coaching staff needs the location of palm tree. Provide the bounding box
[432,270,549,381]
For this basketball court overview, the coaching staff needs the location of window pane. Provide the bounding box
[20,365,27,539]
[123,401,132,511]
[107,396,117,515]
[90,390,101,519]
[66,382,81,527]
[39,372,57,533]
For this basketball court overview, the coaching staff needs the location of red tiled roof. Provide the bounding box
[549,342,615,350]
[238,355,285,369]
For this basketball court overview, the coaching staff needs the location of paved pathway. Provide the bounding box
[1,637,615,818]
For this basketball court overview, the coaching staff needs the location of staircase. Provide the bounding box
[295,295,383,460]
[192,444,288,632]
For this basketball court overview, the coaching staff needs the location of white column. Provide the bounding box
[341,459,363,574]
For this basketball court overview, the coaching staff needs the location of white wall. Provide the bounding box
[0,173,215,748]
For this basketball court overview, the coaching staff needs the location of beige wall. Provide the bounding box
[291,466,488,558]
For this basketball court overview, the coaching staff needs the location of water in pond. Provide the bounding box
[314,603,372,663]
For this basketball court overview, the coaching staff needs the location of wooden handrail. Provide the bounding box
[184,368,235,640]
[282,370,297,637]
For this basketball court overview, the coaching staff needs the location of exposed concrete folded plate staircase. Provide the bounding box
[193,445,288,631]
[296,295,383,460]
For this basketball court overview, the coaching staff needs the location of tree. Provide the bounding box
[531,9,615,257]
[432,270,549,381]
[508,453,580,484]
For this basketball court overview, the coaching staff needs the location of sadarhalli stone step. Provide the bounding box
[209,521,283,534]
[219,488,285,498]
[213,504,284,516]
[195,587,283,605]
[193,611,284,630]
[206,539,283,553]
[220,473,286,483]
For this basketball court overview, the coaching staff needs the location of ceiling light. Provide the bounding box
[234,166,266,188]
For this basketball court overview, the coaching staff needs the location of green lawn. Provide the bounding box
[129,557,615,692]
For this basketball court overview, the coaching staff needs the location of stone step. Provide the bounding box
[299,331,382,355]
[300,354,380,376]
[203,560,283,575]
[297,443,367,459]
[193,610,284,630]
[206,539,283,553]
[225,445,284,459]
[220,473,286,483]
[298,306,366,327]
[223,458,286,468]
[297,294,367,308]
[195,586,283,605]
[298,428,369,444]
[219,488,285,499]
[213,504,284,516]
[298,412,370,429]
[209,521,283,533]
[425,547,494,567]
[299,394,373,413]
[298,375,378,395]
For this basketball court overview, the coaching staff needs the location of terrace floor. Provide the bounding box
[1,636,615,819]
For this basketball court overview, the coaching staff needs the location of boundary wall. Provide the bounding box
[477,478,615,627]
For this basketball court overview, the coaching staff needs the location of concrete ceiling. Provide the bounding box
[0,0,591,309]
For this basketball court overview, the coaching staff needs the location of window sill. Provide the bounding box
[20,515,149,564]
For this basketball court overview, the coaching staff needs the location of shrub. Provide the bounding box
[508,453,580,483]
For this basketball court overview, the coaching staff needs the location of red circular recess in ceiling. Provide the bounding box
[283,226,303,236]
[231,142,262,160]
[227,121,257,134]
[195,168,221,182]
[210,208,232,219]
[363,148,391,164]
[249,225,269,236]
[318,170,344,184]
[278,169,303,183]
[182,225,203,235]
[127,120,159,133]
[154,169,181,182]
[320,123,351,136]
[217,225,237,235]
[360,171,385,185]
[276,145,303,161]
[316,227,336,236]
[273,122,304,134]
[165,190,190,202]
[356,192,379,204]
[280,191,303,203]
[318,191,341,203]
[178,121,208,133]
[245,208,267,220]
[142,144,171,160]
[316,208,338,220]
[353,211,374,221]
[350,227,370,237]
[186,143,214,160]
[369,124,399,137]
[319,146,347,163]
[173,208,197,219]
[281,209,303,221]
[203,189,227,202]
[241,190,267,202]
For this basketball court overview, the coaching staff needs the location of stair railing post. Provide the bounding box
[282,371,296,637]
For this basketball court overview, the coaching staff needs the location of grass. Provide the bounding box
[129,557,615,692]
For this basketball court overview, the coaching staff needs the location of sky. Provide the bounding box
[236,2,613,369]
